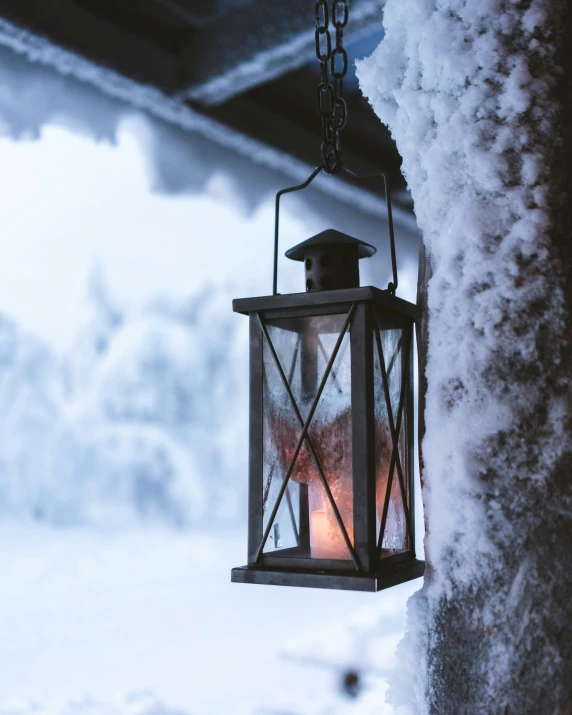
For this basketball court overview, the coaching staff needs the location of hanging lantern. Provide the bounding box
[231,172,424,592]
[231,0,424,592]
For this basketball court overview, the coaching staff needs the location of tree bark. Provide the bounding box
[358,1,572,712]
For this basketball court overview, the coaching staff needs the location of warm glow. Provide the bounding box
[264,317,355,558]
[310,507,348,560]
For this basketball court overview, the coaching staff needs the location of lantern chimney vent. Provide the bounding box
[285,229,376,292]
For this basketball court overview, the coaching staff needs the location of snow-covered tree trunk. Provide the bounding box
[357,1,572,712]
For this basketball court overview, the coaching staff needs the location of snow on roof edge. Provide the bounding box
[0,16,417,234]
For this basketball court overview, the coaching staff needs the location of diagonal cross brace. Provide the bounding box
[254,304,360,568]
[317,336,343,395]
[257,311,359,568]
[376,323,414,553]
[386,334,403,382]
[261,334,302,544]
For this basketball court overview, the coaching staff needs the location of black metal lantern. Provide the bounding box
[231,1,423,592]
[231,167,425,592]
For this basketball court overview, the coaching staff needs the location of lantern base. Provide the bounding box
[231,558,425,592]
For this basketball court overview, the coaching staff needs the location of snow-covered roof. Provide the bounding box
[0,0,417,225]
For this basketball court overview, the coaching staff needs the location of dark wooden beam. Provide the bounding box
[0,0,386,105]
[0,0,185,92]
[179,0,386,105]
[198,91,410,207]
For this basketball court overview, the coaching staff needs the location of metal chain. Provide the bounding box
[315,0,349,174]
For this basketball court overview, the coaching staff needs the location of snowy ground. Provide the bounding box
[0,524,419,714]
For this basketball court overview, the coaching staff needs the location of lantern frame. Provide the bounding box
[231,164,425,592]
[231,286,424,592]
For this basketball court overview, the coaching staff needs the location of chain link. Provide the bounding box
[315,0,349,174]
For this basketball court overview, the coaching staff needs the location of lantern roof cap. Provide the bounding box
[285,229,376,261]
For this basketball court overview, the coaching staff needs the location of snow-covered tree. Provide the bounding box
[60,281,248,526]
[0,273,248,528]
[0,314,63,519]
[357,1,572,712]
[63,264,123,398]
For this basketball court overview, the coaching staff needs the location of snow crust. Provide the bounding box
[357,0,571,711]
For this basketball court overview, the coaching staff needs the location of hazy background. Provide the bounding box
[0,46,421,715]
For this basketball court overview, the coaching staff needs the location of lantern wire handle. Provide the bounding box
[274,165,323,295]
[273,165,399,295]
[342,167,398,295]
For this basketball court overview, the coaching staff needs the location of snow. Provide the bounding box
[0,524,414,715]
[0,273,421,712]
[0,35,431,711]
[0,22,417,231]
[0,115,425,712]
[0,693,187,715]
[0,109,417,530]
[0,121,309,351]
[0,273,249,526]
[357,0,571,712]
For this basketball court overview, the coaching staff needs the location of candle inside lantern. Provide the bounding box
[310,507,348,560]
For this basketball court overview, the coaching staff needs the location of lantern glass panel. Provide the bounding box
[374,317,409,557]
[261,312,354,561]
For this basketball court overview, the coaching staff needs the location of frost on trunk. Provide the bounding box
[357,1,572,712]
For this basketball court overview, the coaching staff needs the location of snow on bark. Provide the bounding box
[357,1,572,712]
